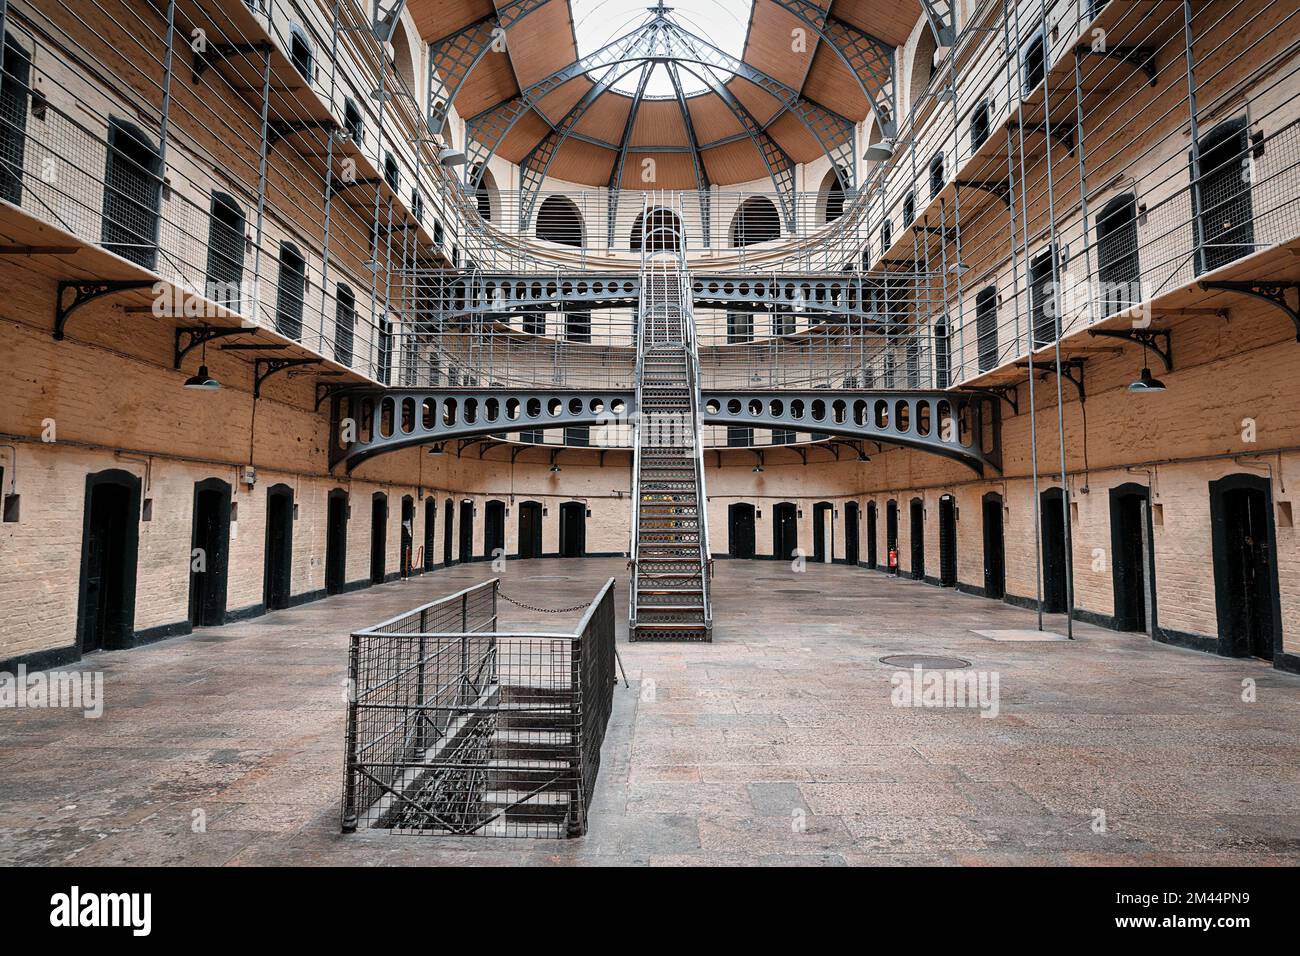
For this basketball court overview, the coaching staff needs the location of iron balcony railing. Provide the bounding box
[341,577,617,839]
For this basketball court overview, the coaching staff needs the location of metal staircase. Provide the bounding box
[630,197,713,641]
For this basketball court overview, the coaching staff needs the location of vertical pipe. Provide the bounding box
[251,46,273,328]
[1182,0,1205,276]
[154,0,177,264]
[340,633,360,833]
[318,0,343,358]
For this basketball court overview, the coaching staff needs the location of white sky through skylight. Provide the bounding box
[569,0,755,97]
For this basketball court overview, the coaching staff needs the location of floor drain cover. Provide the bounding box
[879,654,972,670]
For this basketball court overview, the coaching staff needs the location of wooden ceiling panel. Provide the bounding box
[701,139,773,186]
[630,101,689,148]
[619,152,699,190]
[546,139,617,185]
[535,76,593,124]
[452,46,519,119]
[409,0,495,43]
[687,92,745,144]
[767,111,823,164]
[830,0,922,49]
[743,0,817,90]
[507,0,579,88]
[572,91,632,144]
[496,109,552,164]
[727,77,782,126]
[802,44,870,120]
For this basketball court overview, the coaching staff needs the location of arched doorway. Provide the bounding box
[813,501,833,563]
[400,495,414,577]
[886,499,899,574]
[559,502,586,557]
[265,484,294,609]
[1110,483,1155,633]
[772,502,798,561]
[866,501,878,569]
[484,500,506,559]
[728,503,755,559]
[909,497,925,580]
[369,492,387,585]
[1210,474,1281,660]
[77,469,141,653]
[518,501,543,558]
[326,489,349,594]
[845,502,860,565]
[1040,488,1068,613]
[423,497,436,571]
[938,494,957,587]
[190,478,231,627]
[443,497,454,565]
[982,493,1005,600]
[631,207,683,252]
[458,499,474,561]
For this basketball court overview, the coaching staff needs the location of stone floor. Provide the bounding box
[3,558,1300,866]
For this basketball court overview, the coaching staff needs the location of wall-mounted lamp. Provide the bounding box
[438,148,467,166]
[183,333,221,390]
[864,139,895,162]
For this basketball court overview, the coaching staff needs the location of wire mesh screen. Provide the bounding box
[342,578,617,838]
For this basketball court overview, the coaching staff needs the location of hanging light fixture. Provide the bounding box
[864,139,895,162]
[1128,339,1167,393]
[183,334,221,390]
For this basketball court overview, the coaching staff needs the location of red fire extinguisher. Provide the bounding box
[888,547,898,569]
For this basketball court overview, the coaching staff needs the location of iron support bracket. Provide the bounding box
[1017,358,1087,402]
[1087,328,1173,371]
[255,358,319,399]
[1198,281,1300,340]
[54,280,154,340]
[174,326,256,369]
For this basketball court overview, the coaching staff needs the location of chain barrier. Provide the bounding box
[497,590,593,614]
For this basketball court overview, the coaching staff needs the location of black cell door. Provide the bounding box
[264,485,294,610]
[400,496,414,577]
[886,500,899,573]
[325,491,348,595]
[772,502,798,560]
[1110,485,1152,632]
[423,498,436,571]
[938,495,957,587]
[1040,488,1067,613]
[909,498,925,580]
[484,500,506,558]
[1196,119,1255,274]
[844,503,860,565]
[982,494,1005,600]
[813,502,832,563]
[443,499,454,565]
[102,119,161,269]
[0,33,31,205]
[728,503,755,559]
[559,503,585,558]
[190,479,231,627]
[866,502,878,569]
[79,471,140,653]
[458,500,475,561]
[370,493,387,584]
[1211,475,1280,660]
[518,501,543,558]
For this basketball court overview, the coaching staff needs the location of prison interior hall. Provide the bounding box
[1,0,1299,870]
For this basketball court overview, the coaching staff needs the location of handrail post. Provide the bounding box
[340,632,360,833]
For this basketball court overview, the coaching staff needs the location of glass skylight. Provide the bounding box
[569,0,754,98]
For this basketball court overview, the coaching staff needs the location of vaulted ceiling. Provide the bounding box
[409,0,922,191]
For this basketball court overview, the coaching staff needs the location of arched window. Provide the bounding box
[102,119,161,269]
[289,26,314,84]
[410,189,424,223]
[1096,193,1139,316]
[383,152,399,191]
[630,207,682,252]
[909,25,938,107]
[729,196,781,246]
[1030,245,1058,347]
[205,192,245,311]
[929,151,945,198]
[934,316,950,388]
[970,99,990,153]
[334,284,355,366]
[902,191,915,226]
[976,286,998,372]
[1023,26,1046,94]
[474,166,497,222]
[880,218,892,251]
[1195,117,1254,274]
[275,243,306,340]
[819,167,847,224]
[0,32,31,205]
[343,98,364,144]
[389,20,416,93]
[536,195,585,247]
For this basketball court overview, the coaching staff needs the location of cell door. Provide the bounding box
[190,480,231,627]
[1211,476,1280,661]
[886,501,899,574]
[1109,485,1152,632]
[80,475,139,652]
[559,503,586,557]
[728,503,755,559]
[400,496,414,577]
[813,502,832,563]
[443,500,454,565]
[773,503,798,561]
[369,493,387,584]
[518,502,543,558]
[423,498,436,571]
[326,491,348,594]
[866,502,878,569]
[484,500,506,558]
[909,498,925,580]
[1040,489,1067,614]
[265,486,294,609]
[458,500,474,561]
[844,503,860,565]
[982,495,1005,600]
[938,496,957,587]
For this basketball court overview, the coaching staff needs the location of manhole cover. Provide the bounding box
[879,654,972,670]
